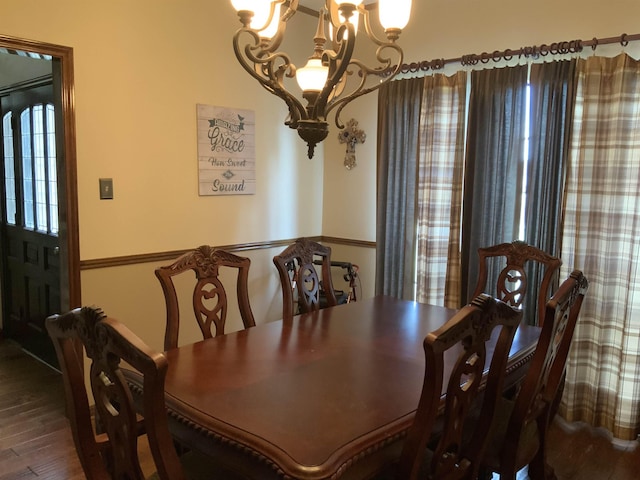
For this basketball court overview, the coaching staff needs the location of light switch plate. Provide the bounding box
[99,178,114,200]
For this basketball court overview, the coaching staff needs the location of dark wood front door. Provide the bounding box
[1,82,61,367]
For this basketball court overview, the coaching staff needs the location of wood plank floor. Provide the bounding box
[0,338,638,479]
[0,338,85,479]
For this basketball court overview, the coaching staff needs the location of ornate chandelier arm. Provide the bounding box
[264,58,310,128]
[260,0,298,53]
[311,22,356,122]
[232,28,307,128]
[230,0,411,159]
[323,6,404,129]
[326,43,403,129]
[281,0,299,23]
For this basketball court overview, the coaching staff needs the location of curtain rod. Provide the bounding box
[396,32,640,74]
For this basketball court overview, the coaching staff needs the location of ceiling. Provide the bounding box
[1,2,379,89]
[0,52,52,89]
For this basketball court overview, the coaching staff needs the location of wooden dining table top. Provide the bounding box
[157,295,541,480]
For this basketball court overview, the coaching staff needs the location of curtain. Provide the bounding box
[560,54,640,441]
[522,60,578,325]
[415,73,467,308]
[461,66,528,305]
[376,77,424,299]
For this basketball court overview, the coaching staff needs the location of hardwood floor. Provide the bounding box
[0,337,638,479]
[545,417,640,480]
[0,338,84,479]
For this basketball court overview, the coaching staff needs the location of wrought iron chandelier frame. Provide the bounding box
[232,1,407,158]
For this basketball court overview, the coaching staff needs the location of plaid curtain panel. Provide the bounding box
[560,53,640,441]
[415,73,467,308]
[379,54,640,440]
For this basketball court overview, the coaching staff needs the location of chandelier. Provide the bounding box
[230,0,412,158]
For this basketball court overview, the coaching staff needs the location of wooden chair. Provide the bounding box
[396,294,523,480]
[273,238,338,321]
[45,306,187,480]
[479,270,589,480]
[471,240,562,326]
[155,245,256,350]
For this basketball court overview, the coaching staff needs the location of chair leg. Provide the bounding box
[549,371,566,422]
[528,416,557,480]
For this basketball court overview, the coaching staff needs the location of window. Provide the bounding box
[2,112,16,225]
[46,104,58,234]
[6,103,59,235]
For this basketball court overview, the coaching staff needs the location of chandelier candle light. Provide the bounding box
[230,0,412,158]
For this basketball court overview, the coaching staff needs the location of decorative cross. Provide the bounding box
[338,119,366,170]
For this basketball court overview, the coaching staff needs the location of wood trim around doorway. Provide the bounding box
[0,34,81,309]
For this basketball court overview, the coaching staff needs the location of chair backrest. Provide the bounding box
[471,240,562,326]
[502,270,588,459]
[155,245,256,350]
[398,294,523,480]
[273,238,338,321]
[45,306,185,480]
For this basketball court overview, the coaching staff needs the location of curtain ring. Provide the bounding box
[462,55,478,66]
[620,33,629,47]
[591,38,598,51]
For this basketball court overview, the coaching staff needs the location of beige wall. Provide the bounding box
[1,1,336,342]
[2,1,639,347]
[0,1,328,259]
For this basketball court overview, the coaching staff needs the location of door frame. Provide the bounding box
[0,34,81,316]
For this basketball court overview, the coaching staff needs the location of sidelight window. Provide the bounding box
[2,112,16,225]
[6,103,58,235]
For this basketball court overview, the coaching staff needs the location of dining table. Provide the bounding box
[146,295,541,480]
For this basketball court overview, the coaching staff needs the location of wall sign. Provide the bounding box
[197,104,255,195]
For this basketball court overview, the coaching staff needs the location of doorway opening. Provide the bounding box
[0,35,80,367]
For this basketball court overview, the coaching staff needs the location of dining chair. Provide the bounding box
[395,294,523,480]
[45,306,180,479]
[273,237,338,321]
[479,270,589,480]
[471,240,562,326]
[155,245,256,350]
[46,306,245,480]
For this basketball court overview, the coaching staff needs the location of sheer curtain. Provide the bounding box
[376,77,424,299]
[560,54,640,441]
[461,65,528,304]
[415,72,467,308]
